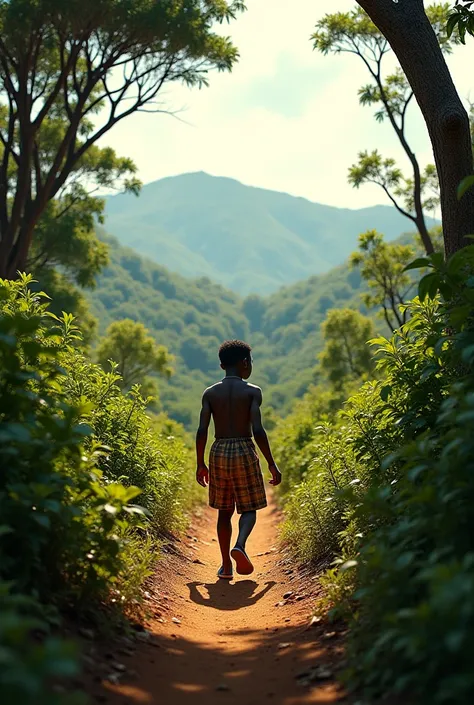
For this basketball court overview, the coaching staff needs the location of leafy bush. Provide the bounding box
[59,351,197,535]
[0,274,196,702]
[0,583,83,705]
[344,248,474,702]
[0,280,140,604]
[279,246,474,703]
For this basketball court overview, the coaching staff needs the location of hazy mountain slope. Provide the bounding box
[87,231,370,425]
[104,172,434,295]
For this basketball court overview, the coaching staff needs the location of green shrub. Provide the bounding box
[280,247,474,703]
[343,249,474,702]
[59,352,196,535]
[0,274,196,702]
[0,277,144,604]
[347,372,474,702]
[0,583,83,705]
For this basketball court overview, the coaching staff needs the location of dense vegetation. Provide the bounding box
[274,246,474,702]
[2,2,474,703]
[0,275,196,704]
[272,5,474,701]
[103,172,432,294]
[86,229,379,425]
[0,0,242,279]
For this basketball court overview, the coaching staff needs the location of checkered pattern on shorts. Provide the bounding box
[209,437,267,514]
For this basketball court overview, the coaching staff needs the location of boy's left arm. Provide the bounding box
[195,391,211,487]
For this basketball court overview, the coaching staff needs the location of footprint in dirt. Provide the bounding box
[186,579,276,610]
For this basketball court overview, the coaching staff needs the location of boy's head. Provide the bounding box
[219,339,252,379]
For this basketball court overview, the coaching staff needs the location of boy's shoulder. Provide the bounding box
[202,380,262,395]
[246,382,262,394]
[203,381,222,394]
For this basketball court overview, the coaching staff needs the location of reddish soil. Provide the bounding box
[87,500,350,705]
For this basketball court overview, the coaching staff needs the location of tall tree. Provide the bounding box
[319,308,375,389]
[350,230,416,332]
[353,0,474,257]
[96,319,173,395]
[0,98,141,300]
[0,0,243,278]
[313,4,458,256]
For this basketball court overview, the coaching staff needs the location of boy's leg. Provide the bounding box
[217,509,234,574]
[235,510,257,551]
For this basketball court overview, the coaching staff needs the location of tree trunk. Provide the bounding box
[358,0,474,257]
[0,216,38,280]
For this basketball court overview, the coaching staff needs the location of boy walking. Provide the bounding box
[195,340,281,580]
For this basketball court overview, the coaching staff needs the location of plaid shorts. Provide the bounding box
[209,438,267,514]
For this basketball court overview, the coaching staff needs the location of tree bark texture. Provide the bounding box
[358,0,474,257]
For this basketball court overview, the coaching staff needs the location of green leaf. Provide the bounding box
[429,252,445,270]
[418,272,440,301]
[420,364,439,383]
[404,257,431,272]
[340,559,358,573]
[123,504,148,516]
[446,13,460,39]
[446,244,474,276]
[458,175,474,200]
[103,503,118,514]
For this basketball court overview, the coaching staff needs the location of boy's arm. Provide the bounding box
[195,391,211,487]
[250,388,282,486]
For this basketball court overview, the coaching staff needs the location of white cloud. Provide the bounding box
[98,0,474,209]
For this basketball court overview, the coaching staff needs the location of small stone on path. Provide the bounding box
[296,665,333,686]
[309,616,322,628]
[111,662,126,673]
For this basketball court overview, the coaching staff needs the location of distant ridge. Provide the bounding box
[104,171,437,295]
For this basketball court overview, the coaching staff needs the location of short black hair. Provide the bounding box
[218,339,252,367]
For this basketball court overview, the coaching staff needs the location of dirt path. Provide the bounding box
[89,500,349,705]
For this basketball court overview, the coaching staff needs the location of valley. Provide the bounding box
[88,228,371,427]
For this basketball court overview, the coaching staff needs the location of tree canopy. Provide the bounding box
[319,308,375,388]
[447,0,474,41]
[313,3,459,256]
[96,319,174,397]
[350,230,416,331]
[353,0,474,256]
[0,0,244,277]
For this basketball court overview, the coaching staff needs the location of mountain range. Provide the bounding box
[88,230,368,427]
[104,172,434,295]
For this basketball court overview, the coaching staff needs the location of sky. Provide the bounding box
[99,0,474,210]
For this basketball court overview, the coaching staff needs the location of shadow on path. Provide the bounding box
[186,579,277,610]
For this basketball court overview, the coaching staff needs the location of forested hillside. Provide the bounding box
[103,172,435,295]
[88,230,369,426]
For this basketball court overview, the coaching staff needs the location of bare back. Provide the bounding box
[205,378,261,439]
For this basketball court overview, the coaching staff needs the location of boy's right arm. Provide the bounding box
[195,390,211,487]
[250,388,282,487]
